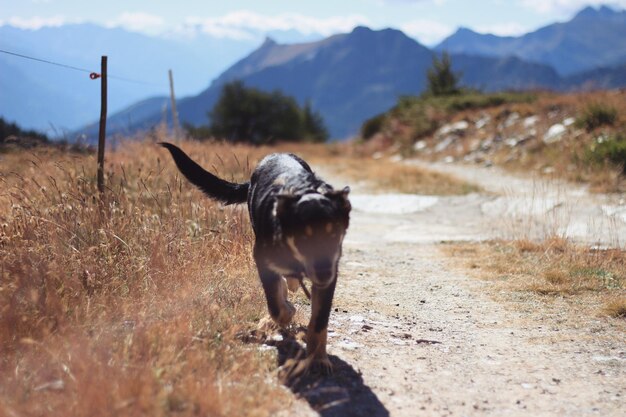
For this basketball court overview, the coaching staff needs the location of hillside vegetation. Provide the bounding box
[186,81,328,144]
[360,90,626,192]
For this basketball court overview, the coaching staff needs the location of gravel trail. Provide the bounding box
[287,161,625,416]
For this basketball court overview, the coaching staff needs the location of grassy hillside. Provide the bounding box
[360,90,626,192]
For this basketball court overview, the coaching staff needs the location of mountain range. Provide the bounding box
[0,24,257,133]
[436,6,626,76]
[2,5,625,141]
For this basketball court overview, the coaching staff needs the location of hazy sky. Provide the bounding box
[1,0,625,45]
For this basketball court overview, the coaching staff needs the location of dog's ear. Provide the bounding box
[325,186,351,212]
[275,194,300,218]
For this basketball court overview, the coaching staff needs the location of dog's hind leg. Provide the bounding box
[285,277,300,293]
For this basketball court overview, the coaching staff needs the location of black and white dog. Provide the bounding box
[160,143,350,374]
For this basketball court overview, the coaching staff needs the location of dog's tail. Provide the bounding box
[159,142,249,205]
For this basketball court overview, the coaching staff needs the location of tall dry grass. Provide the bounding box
[0,139,296,416]
[446,238,626,318]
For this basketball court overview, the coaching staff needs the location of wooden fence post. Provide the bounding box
[97,55,108,194]
[168,69,180,142]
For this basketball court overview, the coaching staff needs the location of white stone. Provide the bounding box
[475,115,491,130]
[504,112,520,127]
[413,140,427,151]
[435,136,455,152]
[543,124,566,144]
[523,115,540,128]
[505,138,519,147]
[563,117,576,127]
[437,121,469,136]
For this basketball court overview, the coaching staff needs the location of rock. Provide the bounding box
[389,154,403,162]
[475,115,491,130]
[595,134,609,144]
[563,117,576,127]
[434,135,456,152]
[480,138,493,151]
[372,152,383,160]
[464,152,486,164]
[505,137,519,148]
[34,379,65,392]
[523,115,539,128]
[504,112,520,128]
[337,339,361,350]
[413,140,427,151]
[543,124,566,144]
[436,121,469,137]
[443,156,455,163]
[516,134,534,146]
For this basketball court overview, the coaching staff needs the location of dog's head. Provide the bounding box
[276,187,351,288]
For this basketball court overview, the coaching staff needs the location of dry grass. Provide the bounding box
[296,145,480,195]
[445,238,626,317]
[320,156,479,195]
[0,139,301,416]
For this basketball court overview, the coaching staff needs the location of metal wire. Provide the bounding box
[0,48,160,86]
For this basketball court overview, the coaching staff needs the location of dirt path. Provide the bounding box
[286,162,625,416]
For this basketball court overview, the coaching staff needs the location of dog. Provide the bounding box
[160,142,351,374]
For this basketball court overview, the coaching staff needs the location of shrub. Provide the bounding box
[425,52,462,97]
[0,117,49,146]
[361,113,386,140]
[209,81,328,144]
[586,133,626,174]
[301,101,329,143]
[576,103,618,132]
[183,122,212,140]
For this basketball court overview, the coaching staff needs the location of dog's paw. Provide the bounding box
[281,354,333,381]
[257,315,280,335]
[276,301,296,327]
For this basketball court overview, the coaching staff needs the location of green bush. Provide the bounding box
[0,117,49,144]
[361,113,386,140]
[207,81,328,144]
[426,52,461,97]
[586,133,626,174]
[183,123,212,140]
[576,104,618,132]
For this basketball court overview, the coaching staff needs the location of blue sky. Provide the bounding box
[1,0,625,45]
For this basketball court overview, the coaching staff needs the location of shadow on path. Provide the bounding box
[267,330,389,417]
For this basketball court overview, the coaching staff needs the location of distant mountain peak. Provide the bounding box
[261,36,277,47]
[455,27,478,34]
[575,5,619,19]
[349,25,407,38]
[351,25,373,34]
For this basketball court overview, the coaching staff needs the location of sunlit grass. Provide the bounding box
[445,238,626,317]
[0,138,295,416]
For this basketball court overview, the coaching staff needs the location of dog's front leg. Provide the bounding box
[256,265,296,328]
[294,279,337,376]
